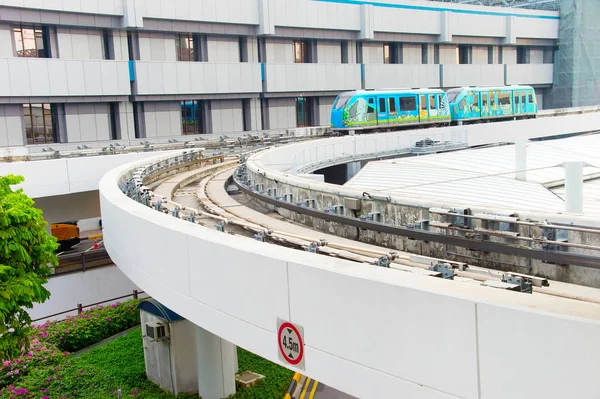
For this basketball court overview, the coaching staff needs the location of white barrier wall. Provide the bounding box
[99,156,600,399]
[29,266,142,323]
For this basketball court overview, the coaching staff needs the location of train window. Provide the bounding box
[458,99,465,111]
[366,98,376,115]
[489,92,495,106]
[521,92,526,103]
[420,95,427,110]
[399,97,416,110]
[388,97,397,114]
[446,89,461,103]
[499,93,510,105]
[529,93,534,103]
[481,93,487,106]
[429,95,436,110]
[379,97,386,112]
[473,94,479,107]
[514,93,519,104]
[334,93,353,109]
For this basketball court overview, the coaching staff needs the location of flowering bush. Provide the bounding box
[0,339,67,389]
[34,299,141,353]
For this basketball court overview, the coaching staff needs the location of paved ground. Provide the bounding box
[295,377,357,399]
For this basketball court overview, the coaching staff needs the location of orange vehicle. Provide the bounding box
[51,221,80,251]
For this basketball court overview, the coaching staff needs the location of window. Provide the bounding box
[499,93,511,105]
[378,98,386,112]
[176,33,199,62]
[383,43,400,64]
[109,102,120,140]
[23,104,57,145]
[181,100,204,135]
[458,44,470,64]
[356,42,363,64]
[489,92,496,106]
[434,44,440,64]
[367,98,376,116]
[429,95,436,110]
[296,97,312,127]
[239,37,248,62]
[514,93,520,105]
[341,41,349,64]
[481,93,487,106]
[294,40,310,63]
[529,93,534,103]
[488,46,494,64]
[420,95,427,111]
[446,89,462,103]
[13,26,49,58]
[421,44,428,64]
[399,97,416,111]
[517,47,530,64]
[334,93,353,110]
[103,30,114,60]
[388,98,397,114]
[473,94,479,107]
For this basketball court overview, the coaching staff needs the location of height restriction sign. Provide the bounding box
[277,318,305,369]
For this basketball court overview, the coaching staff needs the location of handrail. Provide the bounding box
[31,290,147,323]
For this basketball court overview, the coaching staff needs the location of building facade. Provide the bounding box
[0,0,559,149]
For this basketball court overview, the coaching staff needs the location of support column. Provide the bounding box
[195,326,237,399]
[359,4,374,40]
[515,138,527,181]
[564,161,584,214]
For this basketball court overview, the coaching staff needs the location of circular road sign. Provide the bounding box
[278,321,304,366]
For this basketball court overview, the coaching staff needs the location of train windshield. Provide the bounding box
[446,89,462,103]
[333,93,353,109]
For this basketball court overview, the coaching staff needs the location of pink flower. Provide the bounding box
[2,361,11,366]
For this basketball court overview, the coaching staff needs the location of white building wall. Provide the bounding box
[317,41,342,64]
[471,46,489,64]
[210,100,244,133]
[402,44,421,64]
[207,36,240,63]
[0,24,13,58]
[57,29,105,60]
[530,48,544,64]
[119,101,136,140]
[139,32,177,62]
[0,105,25,147]
[503,47,517,64]
[265,38,294,64]
[362,42,384,64]
[143,101,182,138]
[65,103,111,142]
[439,45,457,64]
[113,30,130,61]
[318,96,336,126]
[268,98,296,129]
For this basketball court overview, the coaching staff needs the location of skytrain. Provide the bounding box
[330,85,538,132]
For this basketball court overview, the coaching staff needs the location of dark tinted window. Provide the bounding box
[399,97,416,110]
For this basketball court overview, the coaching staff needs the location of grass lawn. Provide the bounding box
[5,327,292,399]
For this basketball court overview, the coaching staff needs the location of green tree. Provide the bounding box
[0,174,58,359]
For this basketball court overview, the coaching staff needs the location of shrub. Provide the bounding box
[0,338,66,389]
[34,299,142,353]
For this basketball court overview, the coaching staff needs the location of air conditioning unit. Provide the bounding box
[145,322,168,341]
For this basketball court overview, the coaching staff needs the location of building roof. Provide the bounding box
[344,133,600,216]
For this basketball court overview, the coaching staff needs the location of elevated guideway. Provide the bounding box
[100,110,600,398]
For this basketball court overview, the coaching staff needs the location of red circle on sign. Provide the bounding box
[278,322,304,365]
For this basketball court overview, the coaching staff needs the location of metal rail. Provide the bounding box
[233,176,600,270]
[54,248,113,276]
[31,290,146,323]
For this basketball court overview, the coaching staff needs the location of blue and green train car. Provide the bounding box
[330,88,451,131]
[446,85,538,124]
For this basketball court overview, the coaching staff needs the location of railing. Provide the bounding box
[54,248,113,276]
[31,290,147,323]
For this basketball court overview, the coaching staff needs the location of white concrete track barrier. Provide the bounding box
[100,154,600,399]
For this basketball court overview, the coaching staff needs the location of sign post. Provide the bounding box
[277,318,305,370]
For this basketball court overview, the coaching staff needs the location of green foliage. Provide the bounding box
[35,300,142,353]
[1,328,196,399]
[230,348,293,399]
[0,174,58,360]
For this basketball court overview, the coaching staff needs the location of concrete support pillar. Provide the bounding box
[347,161,362,181]
[258,0,275,35]
[564,161,584,214]
[504,16,516,45]
[515,138,527,181]
[359,4,374,40]
[195,326,237,399]
[440,11,451,43]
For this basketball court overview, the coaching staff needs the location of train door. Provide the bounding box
[419,94,428,122]
[398,95,418,124]
[513,91,520,116]
[429,94,438,117]
[521,91,528,113]
[366,97,377,125]
[481,92,489,117]
[387,96,398,124]
[377,96,388,126]
[472,92,480,119]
